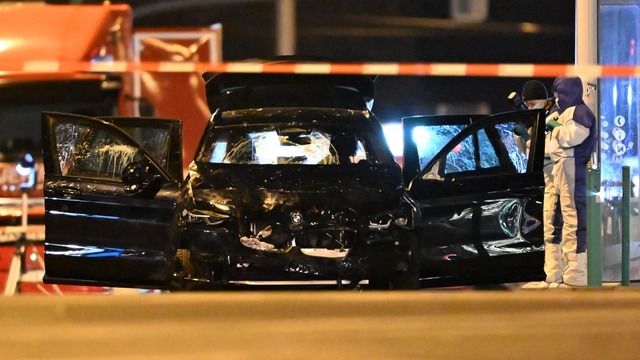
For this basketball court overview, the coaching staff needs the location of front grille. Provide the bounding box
[246,220,356,250]
[295,229,355,249]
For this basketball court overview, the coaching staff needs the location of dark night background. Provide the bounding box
[50,0,576,122]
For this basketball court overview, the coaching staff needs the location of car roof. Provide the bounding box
[202,72,375,113]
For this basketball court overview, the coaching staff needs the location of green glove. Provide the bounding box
[513,123,531,141]
[546,119,562,130]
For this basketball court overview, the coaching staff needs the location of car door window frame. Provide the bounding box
[402,114,486,186]
[417,110,544,184]
[43,112,175,184]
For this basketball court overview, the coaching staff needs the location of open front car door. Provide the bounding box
[41,112,182,289]
[403,109,547,286]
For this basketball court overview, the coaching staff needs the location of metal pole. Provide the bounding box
[587,167,602,286]
[576,0,602,287]
[3,191,28,296]
[276,0,296,55]
[622,166,630,286]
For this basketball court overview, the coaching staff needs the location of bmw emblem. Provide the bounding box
[290,211,303,224]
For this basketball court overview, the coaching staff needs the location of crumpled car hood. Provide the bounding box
[185,162,403,218]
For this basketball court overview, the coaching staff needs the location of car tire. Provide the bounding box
[176,248,192,279]
[369,231,420,290]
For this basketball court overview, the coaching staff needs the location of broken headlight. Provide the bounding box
[183,208,229,226]
[368,210,409,230]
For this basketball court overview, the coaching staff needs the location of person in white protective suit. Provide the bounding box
[544,76,597,287]
[520,80,566,289]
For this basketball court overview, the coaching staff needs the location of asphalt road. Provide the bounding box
[2,287,640,359]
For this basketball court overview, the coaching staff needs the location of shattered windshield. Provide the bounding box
[197,123,389,165]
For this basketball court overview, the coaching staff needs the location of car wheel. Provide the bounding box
[167,249,192,291]
[394,231,421,289]
[176,248,193,280]
[369,232,420,290]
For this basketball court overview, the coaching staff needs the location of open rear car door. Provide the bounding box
[403,109,547,285]
[41,112,182,289]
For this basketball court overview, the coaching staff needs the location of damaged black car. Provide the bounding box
[41,73,547,291]
[41,73,419,290]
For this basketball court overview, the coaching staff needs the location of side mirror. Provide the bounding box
[122,161,155,195]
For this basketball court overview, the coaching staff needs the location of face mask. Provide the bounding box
[531,102,545,110]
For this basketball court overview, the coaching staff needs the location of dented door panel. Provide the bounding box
[404,110,547,285]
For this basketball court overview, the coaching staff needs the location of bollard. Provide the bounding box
[621,166,630,286]
[587,167,602,286]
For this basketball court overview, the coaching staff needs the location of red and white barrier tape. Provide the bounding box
[1,61,640,77]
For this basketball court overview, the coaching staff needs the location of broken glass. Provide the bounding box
[202,125,372,165]
[116,125,171,169]
[414,124,467,172]
[495,122,528,173]
[54,122,143,179]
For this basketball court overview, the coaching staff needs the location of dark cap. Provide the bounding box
[522,80,549,101]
